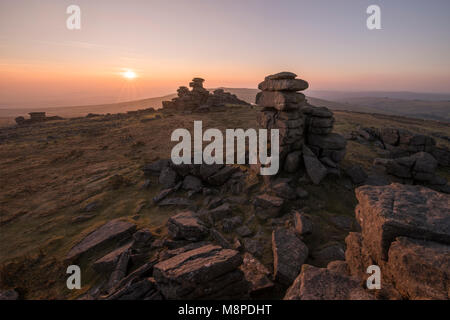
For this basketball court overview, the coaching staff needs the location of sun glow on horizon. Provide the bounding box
[122,69,137,80]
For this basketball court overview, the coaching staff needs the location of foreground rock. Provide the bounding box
[153,244,249,299]
[284,264,373,300]
[345,183,450,300]
[272,228,309,285]
[66,219,136,262]
[355,183,450,262]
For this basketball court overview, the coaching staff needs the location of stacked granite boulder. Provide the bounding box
[162,78,250,112]
[256,72,346,183]
[256,72,308,168]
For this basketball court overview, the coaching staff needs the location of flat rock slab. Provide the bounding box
[387,237,450,300]
[67,219,136,262]
[258,78,309,92]
[272,228,309,286]
[355,183,450,261]
[284,264,374,300]
[167,211,207,241]
[153,244,247,299]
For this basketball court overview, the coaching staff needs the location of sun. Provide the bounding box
[122,69,137,79]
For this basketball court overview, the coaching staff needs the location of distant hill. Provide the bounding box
[307,90,450,101]
[1,88,449,126]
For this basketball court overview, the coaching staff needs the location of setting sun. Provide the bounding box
[122,70,137,79]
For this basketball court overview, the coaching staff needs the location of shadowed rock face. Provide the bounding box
[272,228,308,285]
[66,219,136,262]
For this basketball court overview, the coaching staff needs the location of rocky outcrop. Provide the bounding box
[153,244,249,299]
[352,126,450,167]
[255,71,346,183]
[15,112,63,125]
[374,152,449,193]
[345,183,450,300]
[162,78,249,112]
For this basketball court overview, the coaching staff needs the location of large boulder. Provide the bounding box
[272,228,309,285]
[66,219,136,262]
[153,245,249,299]
[355,183,450,262]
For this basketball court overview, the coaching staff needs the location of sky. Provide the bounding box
[1,0,450,108]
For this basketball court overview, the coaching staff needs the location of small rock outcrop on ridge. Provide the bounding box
[162,78,250,112]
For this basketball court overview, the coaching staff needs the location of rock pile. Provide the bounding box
[374,152,449,193]
[351,126,450,167]
[256,72,346,184]
[143,159,247,205]
[162,78,250,112]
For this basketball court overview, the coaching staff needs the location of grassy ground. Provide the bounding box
[0,106,448,299]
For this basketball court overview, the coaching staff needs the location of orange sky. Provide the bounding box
[1,0,450,108]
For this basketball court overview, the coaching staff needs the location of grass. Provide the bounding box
[0,105,449,298]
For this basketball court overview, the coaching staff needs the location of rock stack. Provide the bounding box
[162,77,250,112]
[256,72,308,165]
[256,72,346,184]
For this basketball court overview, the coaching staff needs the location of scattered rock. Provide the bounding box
[159,167,178,188]
[293,211,313,236]
[167,211,207,241]
[182,175,203,192]
[240,253,274,297]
